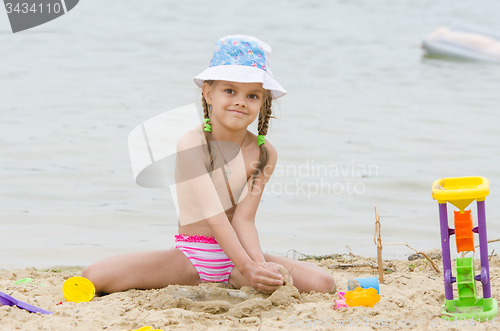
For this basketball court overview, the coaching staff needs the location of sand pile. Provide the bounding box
[2,253,500,330]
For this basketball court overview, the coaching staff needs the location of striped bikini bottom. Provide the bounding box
[174,234,234,284]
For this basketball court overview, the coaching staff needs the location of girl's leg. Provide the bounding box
[81,248,200,294]
[262,254,336,293]
[227,254,336,293]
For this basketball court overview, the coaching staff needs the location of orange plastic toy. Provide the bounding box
[454,209,475,253]
[344,287,381,308]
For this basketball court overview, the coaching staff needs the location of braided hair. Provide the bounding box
[201,80,216,173]
[252,89,274,190]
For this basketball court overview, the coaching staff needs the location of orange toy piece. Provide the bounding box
[344,287,381,308]
[454,209,475,253]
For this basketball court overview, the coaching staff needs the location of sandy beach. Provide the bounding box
[2,252,500,331]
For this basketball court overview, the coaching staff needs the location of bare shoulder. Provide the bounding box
[264,139,278,164]
[247,132,277,157]
[177,125,205,151]
[246,132,278,179]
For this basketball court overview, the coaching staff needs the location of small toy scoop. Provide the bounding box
[0,291,54,315]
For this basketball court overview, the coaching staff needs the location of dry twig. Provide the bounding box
[374,205,383,283]
[286,249,341,261]
[328,262,375,269]
[475,238,500,249]
[386,242,440,273]
[327,261,395,272]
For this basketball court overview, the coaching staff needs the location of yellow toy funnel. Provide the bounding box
[448,199,474,213]
[431,177,489,212]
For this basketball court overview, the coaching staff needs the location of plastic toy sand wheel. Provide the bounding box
[432,176,498,321]
[63,277,95,303]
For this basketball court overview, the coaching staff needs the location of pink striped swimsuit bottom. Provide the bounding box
[174,234,235,284]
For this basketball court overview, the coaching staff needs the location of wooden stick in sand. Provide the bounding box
[374,205,383,283]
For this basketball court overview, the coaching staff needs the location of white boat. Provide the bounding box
[422,24,500,62]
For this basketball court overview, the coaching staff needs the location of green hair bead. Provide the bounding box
[203,118,211,132]
[257,135,265,146]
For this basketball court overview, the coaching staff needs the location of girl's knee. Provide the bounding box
[308,264,336,293]
[318,273,336,293]
[81,264,105,293]
[81,264,94,281]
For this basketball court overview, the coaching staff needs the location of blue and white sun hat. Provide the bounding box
[194,35,287,99]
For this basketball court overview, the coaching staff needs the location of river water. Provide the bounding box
[1,0,500,269]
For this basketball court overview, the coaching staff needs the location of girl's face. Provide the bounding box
[203,80,264,132]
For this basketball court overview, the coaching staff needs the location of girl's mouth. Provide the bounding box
[228,109,247,115]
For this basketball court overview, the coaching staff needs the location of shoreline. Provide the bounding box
[0,211,445,270]
[2,254,500,330]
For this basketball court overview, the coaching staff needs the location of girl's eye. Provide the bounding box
[249,94,259,100]
[225,89,234,94]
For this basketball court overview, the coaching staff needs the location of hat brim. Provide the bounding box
[194,65,287,99]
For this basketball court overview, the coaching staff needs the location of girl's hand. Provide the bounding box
[260,262,293,285]
[259,262,283,276]
[244,262,283,293]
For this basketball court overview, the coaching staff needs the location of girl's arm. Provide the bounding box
[231,141,278,264]
[185,173,282,292]
[176,132,282,292]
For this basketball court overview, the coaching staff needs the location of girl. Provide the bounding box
[82,35,336,294]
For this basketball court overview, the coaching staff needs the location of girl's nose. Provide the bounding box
[234,97,246,107]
